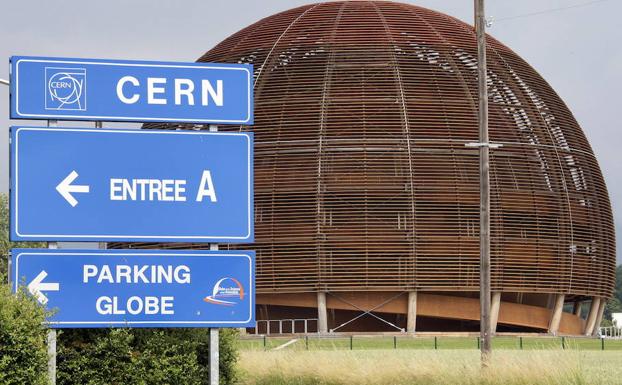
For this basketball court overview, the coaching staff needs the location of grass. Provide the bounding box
[237,349,622,385]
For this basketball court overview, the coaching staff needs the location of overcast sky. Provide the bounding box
[1,0,620,262]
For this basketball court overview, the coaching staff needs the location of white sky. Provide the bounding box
[1,0,620,262]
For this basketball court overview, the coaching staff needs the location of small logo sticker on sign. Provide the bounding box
[204,277,245,306]
[45,67,86,111]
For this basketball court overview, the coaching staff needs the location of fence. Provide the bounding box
[599,327,622,339]
[239,335,622,351]
[251,319,318,335]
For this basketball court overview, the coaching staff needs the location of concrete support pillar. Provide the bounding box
[584,297,601,336]
[591,299,606,336]
[548,294,565,336]
[490,292,502,334]
[317,292,328,334]
[573,301,582,317]
[406,291,418,333]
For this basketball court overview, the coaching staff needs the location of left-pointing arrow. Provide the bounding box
[27,270,60,305]
[56,170,90,207]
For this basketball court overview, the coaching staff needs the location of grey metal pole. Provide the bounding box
[208,123,220,385]
[47,329,57,384]
[7,251,11,285]
[4,79,10,286]
[47,119,58,385]
[209,328,219,385]
[475,0,492,367]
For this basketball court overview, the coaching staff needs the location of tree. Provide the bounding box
[605,265,622,322]
[0,193,45,277]
[605,296,622,321]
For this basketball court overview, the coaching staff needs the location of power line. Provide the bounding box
[495,0,611,22]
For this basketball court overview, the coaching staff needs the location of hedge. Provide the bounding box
[0,282,49,385]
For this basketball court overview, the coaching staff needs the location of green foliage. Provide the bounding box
[57,328,239,385]
[604,297,622,321]
[0,193,45,277]
[0,282,49,385]
[600,318,614,327]
[218,328,240,384]
[615,264,622,306]
[603,265,622,322]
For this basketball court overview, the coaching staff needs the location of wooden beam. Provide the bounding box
[548,294,565,336]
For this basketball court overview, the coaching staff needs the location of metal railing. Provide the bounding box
[252,319,319,335]
[240,335,620,351]
[599,326,622,339]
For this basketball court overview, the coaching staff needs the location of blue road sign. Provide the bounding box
[10,56,253,124]
[11,249,255,328]
[10,126,253,243]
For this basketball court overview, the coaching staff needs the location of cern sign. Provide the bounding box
[10,56,253,124]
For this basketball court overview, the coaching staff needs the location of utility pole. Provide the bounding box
[475,0,491,367]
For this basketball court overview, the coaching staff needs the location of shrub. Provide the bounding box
[58,328,239,385]
[0,281,49,385]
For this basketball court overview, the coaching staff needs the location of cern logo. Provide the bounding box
[45,67,86,111]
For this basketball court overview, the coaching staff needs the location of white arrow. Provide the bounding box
[27,270,60,305]
[56,170,90,207]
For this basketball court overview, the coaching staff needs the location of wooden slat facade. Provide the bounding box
[115,1,615,312]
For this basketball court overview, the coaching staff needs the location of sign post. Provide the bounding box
[47,119,58,385]
[47,242,57,385]
[208,124,220,385]
[8,56,255,385]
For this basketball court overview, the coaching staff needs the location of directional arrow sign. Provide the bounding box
[56,170,90,207]
[27,270,60,305]
[10,126,253,242]
[11,249,255,328]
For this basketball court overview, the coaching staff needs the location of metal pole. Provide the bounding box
[47,330,57,385]
[209,328,219,385]
[475,0,492,367]
[7,250,12,286]
[0,78,8,86]
[208,123,220,385]
[47,120,58,385]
